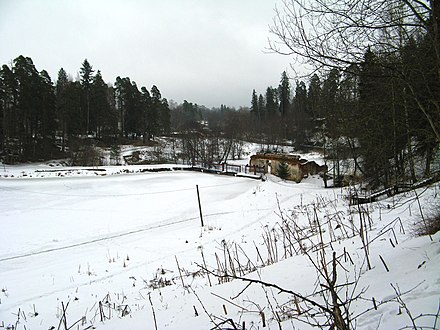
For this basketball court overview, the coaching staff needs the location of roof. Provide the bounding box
[250,153,306,164]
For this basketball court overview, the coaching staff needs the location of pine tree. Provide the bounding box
[149,85,162,138]
[127,81,142,137]
[357,49,398,187]
[91,70,113,138]
[321,68,340,138]
[80,59,94,134]
[265,86,278,118]
[293,80,308,148]
[14,56,43,159]
[114,76,126,136]
[37,70,57,157]
[307,74,321,121]
[159,97,170,134]
[251,89,259,119]
[65,81,83,136]
[140,87,151,141]
[1,56,59,160]
[114,77,143,138]
[56,68,69,152]
[0,64,17,147]
[258,94,265,121]
[277,161,290,180]
[278,71,291,117]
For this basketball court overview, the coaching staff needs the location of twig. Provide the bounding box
[210,291,250,311]
[210,318,238,330]
[202,267,333,315]
[149,293,158,330]
[231,282,252,300]
[379,255,390,272]
[191,287,219,327]
[175,255,186,289]
[391,283,418,329]
[200,248,212,287]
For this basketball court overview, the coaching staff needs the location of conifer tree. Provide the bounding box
[277,161,290,180]
[307,74,321,121]
[278,71,291,117]
[37,69,57,156]
[265,86,278,118]
[293,80,308,148]
[91,70,112,138]
[0,64,17,147]
[56,68,69,151]
[160,97,170,134]
[14,56,43,159]
[251,89,259,120]
[258,94,265,121]
[80,59,94,134]
[149,85,161,138]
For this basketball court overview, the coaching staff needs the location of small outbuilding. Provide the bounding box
[249,153,327,183]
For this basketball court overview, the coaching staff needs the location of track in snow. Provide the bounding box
[0,210,242,262]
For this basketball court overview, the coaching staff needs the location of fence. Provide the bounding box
[191,162,266,177]
[350,172,440,205]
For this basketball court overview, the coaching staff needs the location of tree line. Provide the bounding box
[1,0,438,190]
[0,57,170,161]
[0,55,255,165]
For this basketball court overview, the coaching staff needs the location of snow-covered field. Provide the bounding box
[0,161,439,329]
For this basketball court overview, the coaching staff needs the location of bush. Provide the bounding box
[413,206,440,236]
[277,162,290,180]
[71,145,103,166]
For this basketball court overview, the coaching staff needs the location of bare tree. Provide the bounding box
[269,0,440,143]
[270,0,432,70]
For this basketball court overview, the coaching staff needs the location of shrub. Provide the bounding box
[277,162,290,180]
[413,205,440,236]
[71,145,103,166]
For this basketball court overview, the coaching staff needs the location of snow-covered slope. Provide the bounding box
[0,163,438,329]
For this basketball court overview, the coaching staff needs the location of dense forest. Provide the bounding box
[0,56,253,165]
[0,57,171,160]
[251,0,440,188]
[0,0,439,190]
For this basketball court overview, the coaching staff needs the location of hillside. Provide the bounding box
[0,160,438,329]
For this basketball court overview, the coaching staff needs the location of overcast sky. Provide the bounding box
[0,0,294,108]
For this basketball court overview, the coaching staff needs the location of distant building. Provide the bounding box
[249,153,327,183]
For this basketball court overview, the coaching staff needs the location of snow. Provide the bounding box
[0,160,439,329]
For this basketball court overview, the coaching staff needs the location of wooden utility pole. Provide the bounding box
[196,185,204,227]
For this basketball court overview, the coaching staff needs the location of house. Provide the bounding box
[249,153,327,183]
